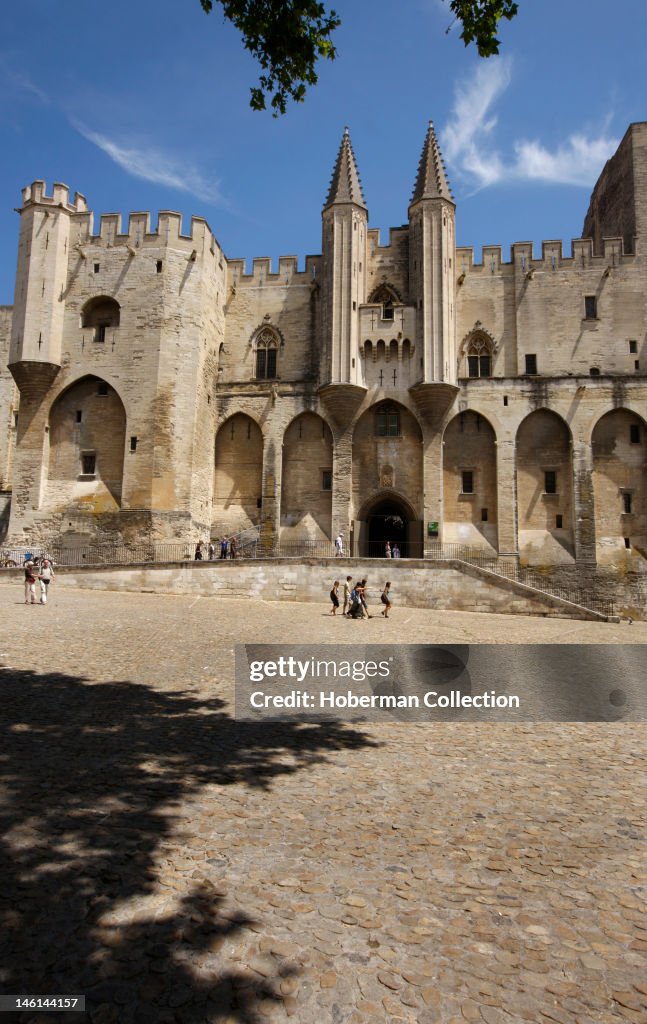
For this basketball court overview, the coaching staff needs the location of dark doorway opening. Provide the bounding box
[367,499,409,558]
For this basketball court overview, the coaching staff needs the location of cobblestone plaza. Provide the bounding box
[1,584,646,1023]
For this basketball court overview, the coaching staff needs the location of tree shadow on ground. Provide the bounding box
[0,669,378,1023]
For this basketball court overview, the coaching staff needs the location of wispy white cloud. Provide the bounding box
[0,56,50,104]
[442,60,618,190]
[73,121,226,207]
[513,135,617,187]
[442,58,511,188]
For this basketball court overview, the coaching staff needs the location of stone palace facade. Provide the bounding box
[1,121,646,572]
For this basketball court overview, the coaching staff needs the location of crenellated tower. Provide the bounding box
[321,127,368,385]
[408,122,457,385]
[9,181,88,398]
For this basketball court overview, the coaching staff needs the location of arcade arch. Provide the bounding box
[47,375,126,511]
[592,409,647,556]
[443,411,497,549]
[281,413,333,541]
[351,401,423,556]
[213,413,263,534]
[516,410,574,562]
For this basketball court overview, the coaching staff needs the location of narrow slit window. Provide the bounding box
[75,410,82,423]
[630,424,641,444]
[555,514,563,529]
[584,295,597,319]
[623,492,633,514]
[130,436,138,452]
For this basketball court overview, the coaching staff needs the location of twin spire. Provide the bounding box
[324,126,367,210]
[323,120,453,210]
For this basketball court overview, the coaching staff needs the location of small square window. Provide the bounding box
[462,471,474,494]
[544,470,557,494]
[623,492,633,514]
[525,354,537,375]
[625,537,631,549]
[75,410,82,423]
[82,453,96,475]
[635,360,640,371]
[130,436,138,452]
[97,383,108,396]
[629,340,638,354]
[584,295,597,319]
[93,263,100,274]
[156,260,163,273]
[589,367,600,376]
[322,470,332,491]
[481,508,488,522]
[630,424,641,444]
[555,514,563,529]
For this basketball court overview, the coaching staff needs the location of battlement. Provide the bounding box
[367,226,409,253]
[227,254,322,287]
[21,180,88,213]
[77,210,226,258]
[456,235,632,275]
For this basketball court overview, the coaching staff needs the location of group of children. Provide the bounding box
[330,576,392,618]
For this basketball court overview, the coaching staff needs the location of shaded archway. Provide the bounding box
[516,410,574,564]
[359,491,418,558]
[48,375,126,512]
[443,410,497,550]
[213,414,263,535]
[280,412,333,541]
[592,408,647,560]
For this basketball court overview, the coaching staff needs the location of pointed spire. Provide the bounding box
[324,126,367,211]
[411,120,454,205]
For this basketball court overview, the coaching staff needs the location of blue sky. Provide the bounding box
[0,0,646,303]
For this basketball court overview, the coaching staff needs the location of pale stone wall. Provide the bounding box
[0,306,17,492]
[44,559,601,620]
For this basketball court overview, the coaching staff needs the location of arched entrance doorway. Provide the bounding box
[355,491,421,558]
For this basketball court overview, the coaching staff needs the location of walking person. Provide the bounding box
[359,578,372,618]
[342,575,353,616]
[229,536,237,559]
[23,561,37,604]
[381,581,392,618]
[330,580,340,615]
[208,541,215,560]
[38,559,54,604]
[334,532,344,557]
[385,540,392,559]
[220,536,228,559]
[194,540,203,560]
[392,543,401,559]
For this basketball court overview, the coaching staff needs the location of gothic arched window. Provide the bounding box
[254,327,279,379]
[466,335,493,378]
[369,284,400,323]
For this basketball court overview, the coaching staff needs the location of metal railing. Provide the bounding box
[426,543,615,617]
[2,535,615,617]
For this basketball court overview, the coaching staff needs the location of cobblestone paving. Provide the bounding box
[0,583,645,1024]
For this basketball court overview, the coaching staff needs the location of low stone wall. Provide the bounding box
[42,558,606,620]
